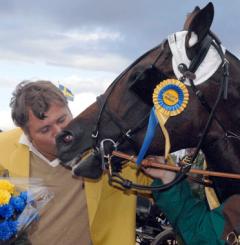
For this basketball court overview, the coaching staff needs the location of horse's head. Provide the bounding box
[56,2,240,200]
[56,2,217,173]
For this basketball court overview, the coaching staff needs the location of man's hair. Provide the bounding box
[10,80,68,131]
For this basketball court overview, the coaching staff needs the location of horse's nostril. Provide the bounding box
[63,134,74,144]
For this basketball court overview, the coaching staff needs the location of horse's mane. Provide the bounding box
[227,50,240,64]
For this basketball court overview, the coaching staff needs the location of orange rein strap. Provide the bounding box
[112,150,240,180]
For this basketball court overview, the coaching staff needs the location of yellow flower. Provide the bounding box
[0,179,15,194]
[0,189,11,205]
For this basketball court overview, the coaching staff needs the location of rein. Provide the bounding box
[112,150,240,181]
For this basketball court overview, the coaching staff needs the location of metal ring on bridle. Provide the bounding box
[99,139,118,170]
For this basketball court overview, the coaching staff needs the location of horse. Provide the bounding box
[56,2,240,203]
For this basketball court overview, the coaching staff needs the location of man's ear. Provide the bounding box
[187,2,214,44]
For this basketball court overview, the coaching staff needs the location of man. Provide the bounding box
[0,81,91,245]
[143,156,240,245]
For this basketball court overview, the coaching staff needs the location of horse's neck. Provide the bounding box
[203,136,240,173]
[203,136,240,201]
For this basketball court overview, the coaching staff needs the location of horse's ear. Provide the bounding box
[183,6,200,30]
[186,2,214,45]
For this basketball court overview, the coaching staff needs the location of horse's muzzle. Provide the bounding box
[72,151,103,179]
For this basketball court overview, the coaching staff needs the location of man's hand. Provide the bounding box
[141,156,176,184]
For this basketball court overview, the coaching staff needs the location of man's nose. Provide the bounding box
[52,125,62,137]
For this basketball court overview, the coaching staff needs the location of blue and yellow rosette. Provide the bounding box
[136,79,189,165]
[153,79,189,117]
[153,79,189,158]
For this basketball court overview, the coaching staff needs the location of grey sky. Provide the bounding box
[1,0,240,70]
[0,0,240,129]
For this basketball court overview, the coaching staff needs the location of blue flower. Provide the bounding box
[0,221,17,241]
[10,196,26,212]
[0,178,51,242]
[0,204,14,219]
[19,192,28,202]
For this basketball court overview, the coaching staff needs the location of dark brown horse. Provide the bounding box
[56,2,240,203]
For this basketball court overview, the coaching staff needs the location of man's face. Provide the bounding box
[27,103,73,161]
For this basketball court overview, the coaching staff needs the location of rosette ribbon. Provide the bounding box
[136,79,189,165]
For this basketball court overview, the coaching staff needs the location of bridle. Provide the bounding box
[91,43,164,166]
[85,31,231,192]
[91,42,165,150]
[180,31,229,162]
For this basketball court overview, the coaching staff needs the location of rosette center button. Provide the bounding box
[163,89,179,106]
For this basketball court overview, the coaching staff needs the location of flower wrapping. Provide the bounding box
[0,177,54,244]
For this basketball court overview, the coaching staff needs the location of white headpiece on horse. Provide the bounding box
[168,30,225,86]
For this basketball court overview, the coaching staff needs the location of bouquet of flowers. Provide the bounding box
[0,177,53,244]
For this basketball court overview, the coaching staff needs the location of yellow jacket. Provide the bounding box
[0,128,151,245]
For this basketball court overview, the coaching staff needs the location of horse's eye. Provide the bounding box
[63,134,74,143]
